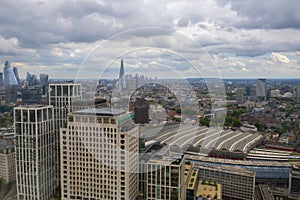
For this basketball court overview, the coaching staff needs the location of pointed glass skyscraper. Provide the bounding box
[118,59,126,91]
[119,59,125,79]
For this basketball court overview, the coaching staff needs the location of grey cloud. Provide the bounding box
[218,0,300,29]
[0,0,300,78]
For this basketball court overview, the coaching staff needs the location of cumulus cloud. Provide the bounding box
[241,67,248,72]
[0,0,300,78]
[270,52,290,63]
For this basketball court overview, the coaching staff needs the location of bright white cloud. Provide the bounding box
[270,52,290,63]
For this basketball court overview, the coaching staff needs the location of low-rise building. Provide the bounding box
[289,165,300,197]
[194,163,255,200]
[186,164,222,200]
[197,180,222,200]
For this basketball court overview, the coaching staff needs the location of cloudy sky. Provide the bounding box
[1,0,300,79]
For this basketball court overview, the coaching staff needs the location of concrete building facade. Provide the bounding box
[14,105,56,200]
[236,86,245,105]
[49,83,82,185]
[195,164,256,200]
[141,151,185,200]
[0,139,15,184]
[60,108,139,200]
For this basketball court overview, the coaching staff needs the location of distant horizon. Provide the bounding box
[44,77,300,81]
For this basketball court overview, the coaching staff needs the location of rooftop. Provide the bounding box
[73,108,126,116]
[14,105,53,109]
[186,156,292,167]
[188,156,293,179]
[0,139,14,151]
[147,124,263,154]
[194,163,255,177]
[49,82,81,86]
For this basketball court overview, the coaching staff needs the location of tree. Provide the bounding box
[224,116,241,127]
[254,122,264,132]
[175,108,181,114]
[232,109,245,117]
[225,116,233,127]
[200,117,210,127]
[232,117,242,127]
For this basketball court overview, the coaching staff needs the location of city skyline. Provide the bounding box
[0,1,299,79]
[0,65,299,199]
[0,1,300,199]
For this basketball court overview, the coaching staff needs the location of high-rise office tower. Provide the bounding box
[26,72,39,86]
[60,108,139,200]
[39,74,49,93]
[3,61,19,103]
[293,85,300,103]
[21,87,44,105]
[126,74,138,91]
[118,59,126,91]
[256,79,266,100]
[133,97,149,124]
[245,85,251,96]
[119,59,125,79]
[13,67,20,85]
[49,83,82,185]
[4,61,11,88]
[0,72,3,88]
[14,105,56,200]
[236,86,245,105]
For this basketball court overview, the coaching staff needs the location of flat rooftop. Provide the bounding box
[186,156,292,167]
[0,139,14,151]
[194,163,255,177]
[73,108,126,116]
[14,105,52,109]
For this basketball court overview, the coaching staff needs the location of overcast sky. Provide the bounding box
[1,0,300,79]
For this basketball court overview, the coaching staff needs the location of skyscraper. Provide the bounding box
[256,79,266,100]
[0,72,3,88]
[49,83,82,185]
[40,73,49,93]
[133,97,149,124]
[4,61,11,88]
[13,67,20,85]
[26,71,39,86]
[60,108,139,200]
[21,87,44,105]
[236,86,245,105]
[14,105,56,200]
[119,59,125,79]
[118,59,126,91]
[3,61,19,103]
[293,85,300,103]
